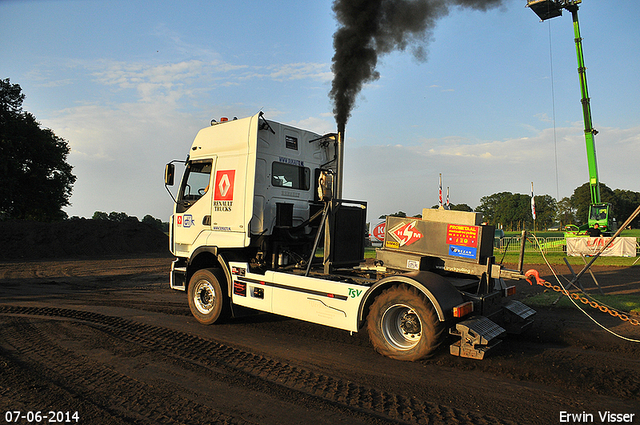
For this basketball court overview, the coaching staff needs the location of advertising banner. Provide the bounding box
[566,237,636,257]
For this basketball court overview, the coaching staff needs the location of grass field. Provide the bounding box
[497,229,640,266]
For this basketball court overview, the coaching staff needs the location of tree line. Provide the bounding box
[92,211,168,233]
[476,183,640,231]
[380,183,640,232]
[472,184,638,231]
[476,192,554,232]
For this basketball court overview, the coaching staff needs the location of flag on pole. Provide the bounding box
[438,174,443,208]
[530,182,536,220]
[446,187,450,210]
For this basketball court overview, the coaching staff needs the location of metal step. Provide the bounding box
[502,300,536,334]
[504,300,536,320]
[450,316,505,360]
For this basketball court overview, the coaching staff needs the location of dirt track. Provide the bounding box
[1,256,639,425]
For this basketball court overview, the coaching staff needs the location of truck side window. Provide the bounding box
[271,162,310,190]
[178,160,212,206]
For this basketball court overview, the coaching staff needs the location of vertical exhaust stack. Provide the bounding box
[323,125,344,274]
[322,125,368,275]
[335,126,345,200]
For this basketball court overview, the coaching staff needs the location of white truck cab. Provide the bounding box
[169,113,329,255]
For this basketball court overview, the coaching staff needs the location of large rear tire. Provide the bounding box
[187,268,230,325]
[367,284,444,361]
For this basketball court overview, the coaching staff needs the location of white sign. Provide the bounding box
[566,237,636,257]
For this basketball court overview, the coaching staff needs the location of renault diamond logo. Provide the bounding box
[214,170,235,201]
[218,173,231,197]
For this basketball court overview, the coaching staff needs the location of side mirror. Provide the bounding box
[164,163,175,186]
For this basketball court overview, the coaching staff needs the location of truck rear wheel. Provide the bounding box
[188,268,229,325]
[367,284,443,361]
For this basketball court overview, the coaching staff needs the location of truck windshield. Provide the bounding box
[179,160,212,205]
[589,205,608,221]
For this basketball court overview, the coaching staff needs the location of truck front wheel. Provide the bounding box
[188,268,229,325]
[367,284,443,361]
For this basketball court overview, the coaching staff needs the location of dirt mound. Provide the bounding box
[0,219,170,260]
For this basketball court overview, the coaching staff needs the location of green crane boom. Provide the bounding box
[569,4,599,204]
[526,0,614,233]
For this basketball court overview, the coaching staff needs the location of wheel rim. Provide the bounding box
[193,280,216,315]
[381,304,422,350]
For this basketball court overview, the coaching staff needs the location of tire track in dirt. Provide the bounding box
[0,317,256,425]
[426,336,640,403]
[0,343,128,425]
[0,305,516,425]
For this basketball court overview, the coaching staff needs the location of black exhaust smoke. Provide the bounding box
[329,0,505,132]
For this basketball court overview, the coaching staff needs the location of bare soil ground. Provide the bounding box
[0,221,639,424]
[0,255,638,425]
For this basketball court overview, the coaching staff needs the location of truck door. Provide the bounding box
[174,157,216,249]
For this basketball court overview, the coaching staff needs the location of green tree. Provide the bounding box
[108,211,138,223]
[495,193,531,231]
[556,196,577,228]
[0,78,76,221]
[429,204,474,212]
[379,211,407,219]
[532,194,557,231]
[612,189,640,229]
[94,211,169,230]
[142,214,167,232]
[570,182,615,226]
[450,203,473,212]
[92,211,109,221]
[476,192,512,225]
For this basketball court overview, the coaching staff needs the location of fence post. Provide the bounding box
[518,230,526,273]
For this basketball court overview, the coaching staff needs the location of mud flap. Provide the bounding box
[449,316,505,360]
[502,300,536,334]
[170,260,187,291]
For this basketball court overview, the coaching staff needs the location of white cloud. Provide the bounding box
[535,112,552,123]
[85,58,331,105]
[43,99,203,220]
[285,116,335,135]
[266,63,333,82]
[237,62,331,83]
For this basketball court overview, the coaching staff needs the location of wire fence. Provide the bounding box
[495,236,640,254]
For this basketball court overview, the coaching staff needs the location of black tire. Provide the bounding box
[367,284,444,361]
[187,268,230,325]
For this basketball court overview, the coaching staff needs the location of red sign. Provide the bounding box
[214,170,236,201]
[446,224,478,247]
[390,221,423,247]
[372,222,386,242]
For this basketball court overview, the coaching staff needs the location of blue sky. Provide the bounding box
[2,0,639,224]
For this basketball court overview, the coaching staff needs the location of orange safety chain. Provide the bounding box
[525,269,640,326]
